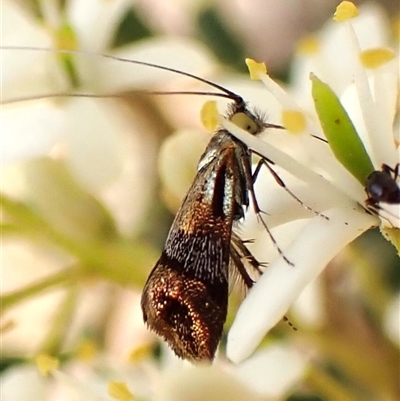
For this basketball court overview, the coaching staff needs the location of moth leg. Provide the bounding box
[253,158,329,220]
[241,155,294,266]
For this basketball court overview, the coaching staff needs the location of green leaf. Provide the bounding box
[311,73,374,184]
[112,8,153,48]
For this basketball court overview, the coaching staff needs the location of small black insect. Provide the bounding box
[365,163,400,209]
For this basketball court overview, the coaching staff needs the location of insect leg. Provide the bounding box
[254,158,329,219]
[241,155,294,266]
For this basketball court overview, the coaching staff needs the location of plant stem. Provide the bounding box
[305,363,362,401]
[1,267,82,312]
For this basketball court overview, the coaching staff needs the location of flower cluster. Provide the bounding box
[2,1,399,401]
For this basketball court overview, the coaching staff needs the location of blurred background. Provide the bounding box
[2,1,399,400]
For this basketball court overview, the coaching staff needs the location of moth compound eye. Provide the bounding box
[230,112,259,134]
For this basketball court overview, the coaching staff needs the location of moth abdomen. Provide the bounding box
[141,253,228,361]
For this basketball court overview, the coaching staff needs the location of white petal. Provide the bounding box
[158,129,210,211]
[66,0,132,52]
[336,18,397,169]
[291,277,326,328]
[318,3,390,93]
[341,77,398,169]
[291,3,393,106]
[96,37,217,92]
[62,98,159,233]
[376,203,400,229]
[2,0,50,47]
[1,2,63,100]
[2,240,68,355]
[234,344,307,398]
[1,102,66,164]
[63,99,125,191]
[2,365,47,401]
[250,165,350,227]
[154,366,263,401]
[52,370,107,401]
[227,206,376,363]
[221,118,355,208]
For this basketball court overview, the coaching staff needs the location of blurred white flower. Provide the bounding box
[2,4,398,400]
[2,342,306,401]
[233,344,307,399]
[2,365,49,401]
[225,2,399,362]
[1,0,219,232]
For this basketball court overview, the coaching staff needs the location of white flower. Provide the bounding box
[225,2,399,363]
[2,4,398,398]
[2,342,306,401]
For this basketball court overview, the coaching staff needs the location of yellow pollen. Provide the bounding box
[54,24,79,50]
[282,110,307,134]
[360,48,396,69]
[333,1,359,22]
[108,381,134,401]
[297,35,320,54]
[36,354,59,377]
[76,339,97,362]
[128,344,152,362]
[245,58,267,80]
[201,101,219,131]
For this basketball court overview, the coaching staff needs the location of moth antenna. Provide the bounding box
[2,45,245,104]
[3,90,238,105]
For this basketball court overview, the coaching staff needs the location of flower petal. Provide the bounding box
[1,102,66,164]
[66,0,132,52]
[221,118,355,208]
[96,37,217,93]
[227,206,376,363]
[154,366,263,401]
[234,344,307,398]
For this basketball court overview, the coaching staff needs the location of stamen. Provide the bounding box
[333,1,359,22]
[36,354,59,376]
[359,48,396,69]
[336,8,396,166]
[245,58,267,80]
[76,338,97,362]
[297,35,320,55]
[201,100,219,131]
[282,110,307,134]
[108,381,135,401]
[54,24,79,51]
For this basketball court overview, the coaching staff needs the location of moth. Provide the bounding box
[3,45,289,362]
[140,91,284,362]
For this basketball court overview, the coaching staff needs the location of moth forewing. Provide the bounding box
[141,104,272,362]
[141,143,239,361]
